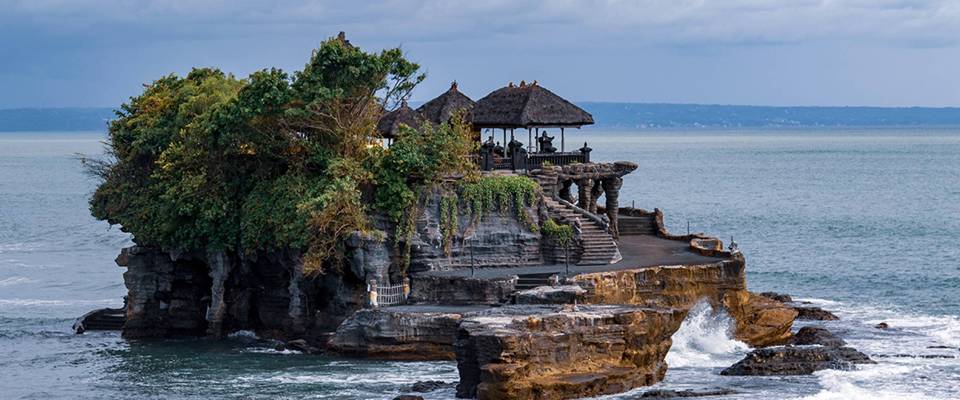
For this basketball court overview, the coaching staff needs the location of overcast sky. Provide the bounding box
[2,0,959,108]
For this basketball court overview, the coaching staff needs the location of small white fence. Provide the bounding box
[367,278,410,308]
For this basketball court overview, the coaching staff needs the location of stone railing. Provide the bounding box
[478,143,593,171]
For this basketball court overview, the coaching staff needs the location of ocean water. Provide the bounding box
[1,129,958,399]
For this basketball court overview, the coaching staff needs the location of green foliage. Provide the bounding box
[88,33,425,275]
[543,218,574,248]
[460,175,540,228]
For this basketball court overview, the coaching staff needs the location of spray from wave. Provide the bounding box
[665,300,750,368]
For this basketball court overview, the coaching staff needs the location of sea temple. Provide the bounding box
[76,35,845,400]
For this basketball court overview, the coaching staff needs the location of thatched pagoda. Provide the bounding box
[417,81,475,124]
[375,101,423,141]
[472,81,593,154]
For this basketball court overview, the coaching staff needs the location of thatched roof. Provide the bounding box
[376,101,423,139]
[472,81,594,128]
[417,81,475,124]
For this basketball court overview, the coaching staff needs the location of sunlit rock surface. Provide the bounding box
[454,304,685,400]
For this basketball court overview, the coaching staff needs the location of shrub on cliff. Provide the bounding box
[86,33,428,274]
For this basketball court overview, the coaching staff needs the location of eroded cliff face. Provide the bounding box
[572,258,796,347]
[118,245,367,342]
[454,305,685,400]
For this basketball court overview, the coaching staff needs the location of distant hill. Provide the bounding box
[579,102,960,129]
[4,104,960,131]
[0,108,114,132]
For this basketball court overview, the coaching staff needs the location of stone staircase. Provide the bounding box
[618,215,658,236]
[542,197,619,266]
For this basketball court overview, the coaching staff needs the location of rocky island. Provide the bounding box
[77,33,856,399]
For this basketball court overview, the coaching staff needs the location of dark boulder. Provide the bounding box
[721,345,874,376]
[73,307,125,333]
[758,292,793,303]
[875,322,890,329]
[410,380,455,392]
[285,339,321,354]
[790,326,846,347]
[393,396,424,400]
[793,306,839,321]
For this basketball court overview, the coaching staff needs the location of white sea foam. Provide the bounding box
[665,300,750,368]
[227,330,259,340]
[796,365,938,400]
[0,298,116,307]
[0,276,33,286]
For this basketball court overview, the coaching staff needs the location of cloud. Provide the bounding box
[2,0,958,47]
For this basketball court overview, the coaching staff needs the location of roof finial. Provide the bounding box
[508,81,515,88]
[532,80,538,86]
[450,81,458,92]
[520,80,526,87]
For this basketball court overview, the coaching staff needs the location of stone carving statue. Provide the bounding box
[537,131,557,153]
[493,141,505,157]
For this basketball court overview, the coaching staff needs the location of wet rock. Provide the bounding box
[393,396,424,400]
[721,345,874,376]
[285,339,320,354]
[790,326,846,347]
[875,322,890,329]
[793,306,839,321]
[410,380,455,392]
[514,285,586,304]
[758,292,793,303]
[454,304,685,400]
[638,388,739,398]
[73,307,125,333]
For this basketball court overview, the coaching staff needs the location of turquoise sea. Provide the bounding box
[1,129,958,399]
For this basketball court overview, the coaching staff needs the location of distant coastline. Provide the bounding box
[4,103,960,132]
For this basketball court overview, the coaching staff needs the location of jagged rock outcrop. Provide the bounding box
[793,306,839,321]
[721,345,874,376]
[327,307,464,360]
[790,326,846,347]
[723,291,798,347]
[572,259,796,347]
[454,304,685,400]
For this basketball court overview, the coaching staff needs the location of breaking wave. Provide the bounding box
[665,300,749,368]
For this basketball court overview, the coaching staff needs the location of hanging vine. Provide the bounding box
[460,175,539,231]
[439,195,459,255]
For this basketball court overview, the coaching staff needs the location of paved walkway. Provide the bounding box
[416,234,727,280]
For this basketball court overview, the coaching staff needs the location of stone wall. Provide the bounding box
[409,274,516,305]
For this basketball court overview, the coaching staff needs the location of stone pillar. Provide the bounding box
[286,254,305,334]
[589,180,603,214]
[559,180,573,202]
[205,249,233,338]
[577,178,594,210]
[602,177,623,239]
